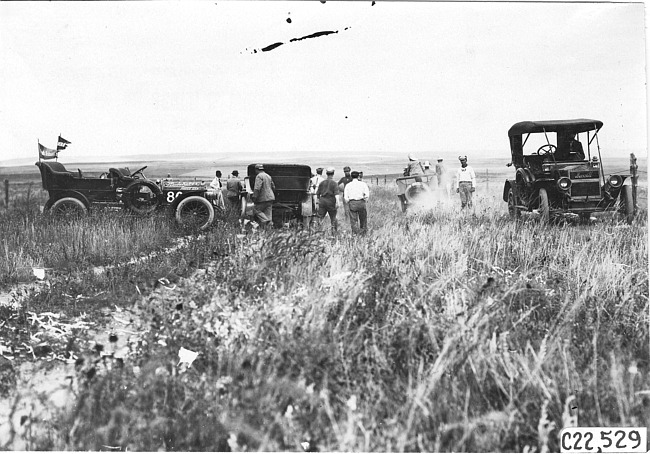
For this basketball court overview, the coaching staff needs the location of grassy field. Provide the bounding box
[0,170,647,451]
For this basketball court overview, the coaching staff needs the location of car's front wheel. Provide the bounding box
[507,188,521,219]
[49,197,88,218]
[538,188,549,223]
[175,196,215,230]
[620,185,635,224]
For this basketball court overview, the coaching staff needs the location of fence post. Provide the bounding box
[4,179,8,207]
[630,153,638,214]
[384,175,387,185]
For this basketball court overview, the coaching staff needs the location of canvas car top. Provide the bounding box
[246,164,311,191]
[508,119,603,137]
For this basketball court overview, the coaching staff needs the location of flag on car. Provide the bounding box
[38,142,58,160]
[57,135,71,151]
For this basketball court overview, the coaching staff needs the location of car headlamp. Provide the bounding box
[557,177,571,191]
[607,175,623,188]
[542,163,552,173]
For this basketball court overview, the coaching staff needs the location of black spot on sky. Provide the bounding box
[287,17,292,23]
[251,28,347,54]
[372,1,375,5]
[261,42,284,52]
[290,30,337,43]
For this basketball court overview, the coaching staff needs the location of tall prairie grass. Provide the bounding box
[1,183,647,451]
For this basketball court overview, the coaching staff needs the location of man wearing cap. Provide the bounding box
[344,171,370,234]
[317,167,339,232]
[225,170,241,215]
[338,166,353,221]
[252,164,275,228]
[455,156,476,209]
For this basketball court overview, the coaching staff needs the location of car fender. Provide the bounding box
[46,190,90,209]
[502,180,518,202]
[515,168,535,185]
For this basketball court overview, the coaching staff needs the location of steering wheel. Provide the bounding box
[131,166,148,178]
[536,144,557,156]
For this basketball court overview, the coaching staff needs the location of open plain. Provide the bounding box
[0,156,647,451]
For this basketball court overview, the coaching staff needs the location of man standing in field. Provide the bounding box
[435,158,451,196]
[317,167,339,232]
[225,170,241,215]
[338,166,353,222]
[252,164,275,229]
[344,170,370,234]
[455,156,476,209]
[210,170,225,210]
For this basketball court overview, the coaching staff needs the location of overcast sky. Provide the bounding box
[0,1,646,164]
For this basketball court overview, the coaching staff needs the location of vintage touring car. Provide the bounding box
[240,163,312,227]
[503,119,635,223]
[36,161,223,229]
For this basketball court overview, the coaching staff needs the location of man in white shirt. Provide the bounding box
[343,170,370,234]
[455,156,476,209]
[210,170,225,210]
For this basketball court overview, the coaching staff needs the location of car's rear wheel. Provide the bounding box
[123,181,162,214]
[620,185,634,224]
[49,197,88,218]
[175,196,215,230]
[538,188,549,223]
[507,188,520,219]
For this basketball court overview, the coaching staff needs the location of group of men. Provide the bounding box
[305,166,370,234]
[404,154,477,209]
[210,164,370,233]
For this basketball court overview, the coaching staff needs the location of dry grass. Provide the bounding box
[0,180,647,451]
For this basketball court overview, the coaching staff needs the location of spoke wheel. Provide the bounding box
[50,197,88,218]
[175,196,215,230]
[538,188,550,223]
[507,188,520,219]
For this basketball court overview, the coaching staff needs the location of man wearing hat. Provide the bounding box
[252,164,275,228]
[404,154,425,177]
[225,170,242,215]
[317,167,339,232]
[344,171,370,234]
[455,156,476,208]
[338,166,353,221]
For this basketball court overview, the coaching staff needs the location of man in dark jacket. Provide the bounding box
[226,170,241,215]
[252,164,275,229]
[317,167,339,232]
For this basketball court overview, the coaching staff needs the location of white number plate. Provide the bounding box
[560,427,647,453]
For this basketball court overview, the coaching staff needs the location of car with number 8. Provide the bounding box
[36,161,224,230]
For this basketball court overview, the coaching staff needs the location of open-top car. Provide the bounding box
[240,163,312,227]
[395,174,436,212]
[36,161,223,229]
[503,119,634,223]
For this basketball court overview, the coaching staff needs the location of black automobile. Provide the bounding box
[36,161,223,229]
[503,119,634,223]
[240,163,312,227]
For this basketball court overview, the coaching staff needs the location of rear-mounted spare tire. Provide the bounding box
[123,181,162,214]
[404,182,431,203]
